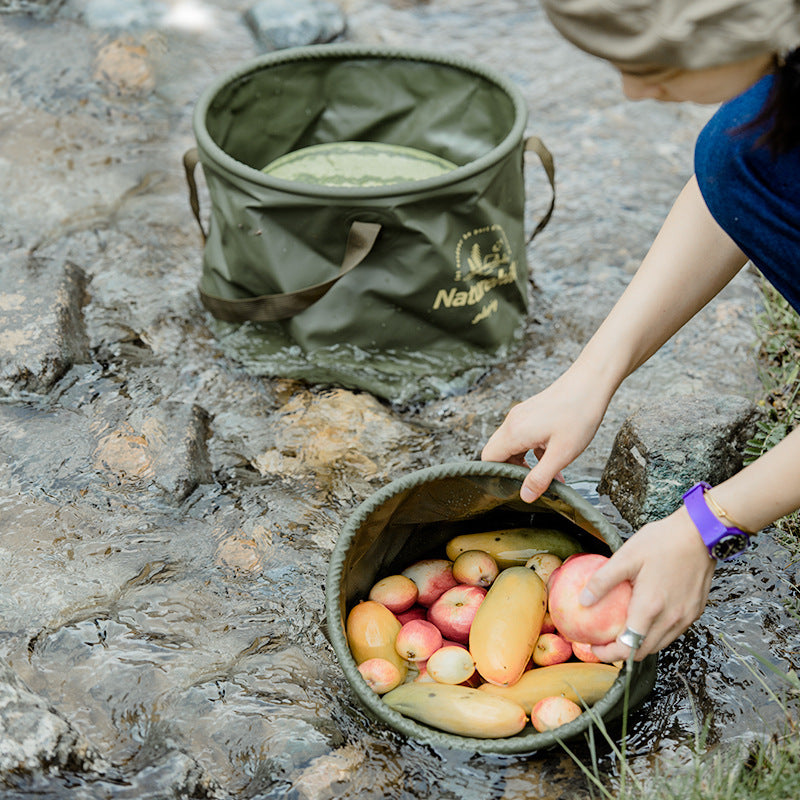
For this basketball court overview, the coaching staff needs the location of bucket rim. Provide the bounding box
[192,43,529,200]
[324,460,657,754]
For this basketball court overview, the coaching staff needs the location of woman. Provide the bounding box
[482,0,800,663]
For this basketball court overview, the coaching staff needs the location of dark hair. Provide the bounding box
[750,48,800,154]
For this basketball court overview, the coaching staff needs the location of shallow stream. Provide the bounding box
[1,1,797,798]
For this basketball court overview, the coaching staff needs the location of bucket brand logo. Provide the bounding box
[432,224,517,324]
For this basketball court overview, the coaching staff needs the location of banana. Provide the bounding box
[382,683,527,738]
[478,662,621,713]
[446,528,583,568]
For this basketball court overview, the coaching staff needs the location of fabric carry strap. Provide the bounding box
[198,219,382,323]
[524,136,556,243]
[184,147,382,323]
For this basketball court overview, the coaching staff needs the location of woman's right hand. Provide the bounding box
[481,367,611,502]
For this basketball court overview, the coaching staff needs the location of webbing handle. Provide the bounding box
[524,136,556,243]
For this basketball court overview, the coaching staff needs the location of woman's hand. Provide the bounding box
[586,506,716,662]
[481,366,613,502]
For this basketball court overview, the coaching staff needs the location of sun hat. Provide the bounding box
[540,0,800,71]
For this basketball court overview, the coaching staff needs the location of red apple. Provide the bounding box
[394,619,443,662]
[531,696,583,732]
[531,632,573,667]
[357,658,403,694]
[426,585,487,644]
[395,605,427,625]
[540,611,556,634]
[401,559,459,607]
[368,574,419,613]
[571,641,602,663]
[452,550,499,588]
[547,553,631,645]
[425,645,476,685]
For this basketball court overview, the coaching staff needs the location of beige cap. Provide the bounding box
[540,0,800,70]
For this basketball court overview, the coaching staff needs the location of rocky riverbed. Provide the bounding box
[1,1,798,798]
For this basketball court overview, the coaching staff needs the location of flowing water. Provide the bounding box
[1,1,797,797]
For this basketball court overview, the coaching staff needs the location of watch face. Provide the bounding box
[711,534,749,561]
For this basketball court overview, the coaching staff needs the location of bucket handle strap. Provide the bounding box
[198,220,382,323]
[183,147,207,243]
[524,136,556,243]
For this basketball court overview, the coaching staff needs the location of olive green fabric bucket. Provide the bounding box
[325,461,657,754]
[185,45,554,403]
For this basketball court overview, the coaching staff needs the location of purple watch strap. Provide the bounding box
[682,482,750,561]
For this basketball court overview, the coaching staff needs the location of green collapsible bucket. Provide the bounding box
[325,461,657,754]
[185,45,554,403]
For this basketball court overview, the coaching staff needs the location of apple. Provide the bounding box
[525,552,563,585]
[401,559,459,607]
[426,585,487,644]
[547,553,632,645]
[412,664,437,683]
[357,658,404,694]
[530,696,583,732]
[571,641,602,663]
[452,550,499,588]
[540,611,556,634]
[395,605,427,625]
[425,645,476,685]
[394,619,443,662]
[368,574,419,613]
[531,632,573,667]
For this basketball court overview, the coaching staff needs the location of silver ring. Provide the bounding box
[618,627,646,650]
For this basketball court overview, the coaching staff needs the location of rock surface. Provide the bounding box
[599,393,761,527]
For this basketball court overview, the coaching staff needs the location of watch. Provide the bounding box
[682,481,751,561]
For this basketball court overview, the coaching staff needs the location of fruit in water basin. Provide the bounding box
[479,662,620,713]
[368,574,419,614]
[425,645,476,685]
[446,528,583,568]
[469,566,547,686]
[395,604,427,625]
[357,658,404,694]
[401,559,459,607]
[346,600,407,680]
[452,550,499,588]
[525,552,563,585]
[427,584,487,644]
[571,641,602,663]
[531,632,573,667]
[382,683,527,738]
[547,553,632,645]
[394,619,443,662]
[531,696,583,732]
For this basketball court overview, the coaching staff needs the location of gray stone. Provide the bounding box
[244,0,345,51]
[0,0,62,18]
[60,0,165,29]
[0,254,89,395]
[0,659,106,775]
[598,393,760,528]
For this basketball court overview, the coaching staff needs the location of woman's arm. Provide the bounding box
[590,423,800,662]
[482,174,749,500]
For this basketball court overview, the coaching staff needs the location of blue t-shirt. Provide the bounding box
[695,75,800,313]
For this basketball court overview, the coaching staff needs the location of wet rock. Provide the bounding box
[0,0,61,18]
[244,0,345,51]
[0,658,107,776]
[94,400,212,500]
[61,0,165,30]
[291,744,366,800]
[0,253,89,396]
[598,393,760,528]
[251,387,429,491]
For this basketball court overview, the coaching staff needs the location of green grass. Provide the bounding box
[744,280,800,539]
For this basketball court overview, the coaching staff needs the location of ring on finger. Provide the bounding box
[618,627,646,650]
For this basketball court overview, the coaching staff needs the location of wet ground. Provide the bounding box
[1,0,798,798]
